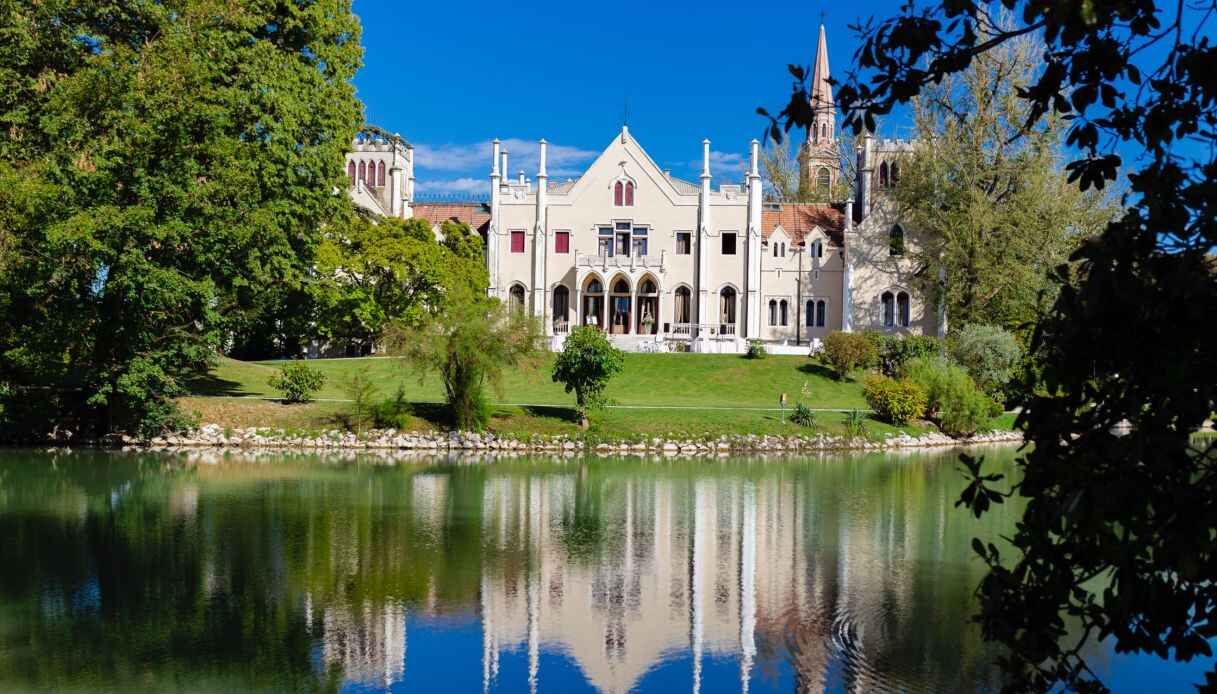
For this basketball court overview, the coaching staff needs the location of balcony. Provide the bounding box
[576,251,666,273]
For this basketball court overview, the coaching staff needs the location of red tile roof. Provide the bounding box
[412,202,491,233]
[761,203,845,247]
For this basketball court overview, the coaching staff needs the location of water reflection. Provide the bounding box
[0,447,1123,692]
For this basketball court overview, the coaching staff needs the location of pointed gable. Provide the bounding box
[560,126,694,205]
[762,203,844,247]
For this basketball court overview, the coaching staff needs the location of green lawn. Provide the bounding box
[182,353,1016,440]
[190,353,864,409]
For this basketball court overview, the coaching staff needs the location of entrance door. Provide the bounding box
[611,297,631,334]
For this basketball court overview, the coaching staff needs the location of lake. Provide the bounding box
[0,447,1210,693]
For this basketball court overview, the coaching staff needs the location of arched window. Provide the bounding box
[640,279,656,294]
[779,299,788,327]
[376,161,385,186]
[553,285,569,326]
[614,181,624,206]
[347,161,356,185]
[509,285,526,313]
[612,279,629,294]
[586,279,603,294]
[816,300,826,327]
[720,287,737,327]
[881,291,895,327]
[781,242,787,257]
[583,278,605,328]
[772,243,778,258]
[624,181,634,206]
[889,225,905,256]
[878,161,889,188]
[769,299,778,326]
[816,166,831,192]
[358,160,367,184]
[890,162,900,184]
[897,291,910,327]
[674,286,691,324]
[810,240,823,258]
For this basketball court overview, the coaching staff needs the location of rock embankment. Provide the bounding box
[132,424,1024,455]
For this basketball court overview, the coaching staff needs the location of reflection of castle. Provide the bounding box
[471,469,930,694]
[319,601,408,689]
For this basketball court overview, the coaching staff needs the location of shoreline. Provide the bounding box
[115,423,1026,455]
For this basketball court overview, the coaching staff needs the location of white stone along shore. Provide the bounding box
[127,424,1025,456]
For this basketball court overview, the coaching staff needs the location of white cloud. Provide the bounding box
[413,177,486,194]
[689,150,747,176]
[413,138,597,178]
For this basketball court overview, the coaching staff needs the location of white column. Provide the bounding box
[691,480,707,694]
[405,143,415,216]
[842,199,854,332]
[739,482,757,694]
[696,139,712,339]
[488,139,502,298]
[533,139,549,330]
[859,134,874,220]
[745,139,762,339]
[389,164,403,218]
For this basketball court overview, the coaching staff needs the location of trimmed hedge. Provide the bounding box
[863,374,929,425]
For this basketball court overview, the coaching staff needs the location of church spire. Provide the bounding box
[807,23,834,146]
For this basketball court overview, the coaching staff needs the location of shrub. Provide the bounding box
[948,324,1022,394]
[374,386,412,430]
[267,360,327,403]
[789,403,816,427]
[904,356,997,437]
[822,331,879,379]
[342,367,379,433]
[745,340,767,359]
[842,409,868,437]
[874,334,943,377]
[863,375,929,425]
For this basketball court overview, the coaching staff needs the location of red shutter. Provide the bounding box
[377,161,386,186]
[624,182,634,206]
[614,181,623,206]
[555,231,569,254]
[347,161,355,185]
[511,230,525,253]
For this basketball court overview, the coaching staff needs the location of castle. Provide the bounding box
[346,26,943,353]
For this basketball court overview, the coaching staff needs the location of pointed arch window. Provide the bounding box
[613,180,635,207]
[890,162,900,185]
[347,161,356,185]
[624,181,634,206]
[897,291,910,327]
[768,299,778,326]
[810,240,823,258]
[816,166,830,192]
[719,287,737,327]
[816,300,826,327]
[553,285,569,326]
[358,160,367,184]
[377,161,386,186]
[881,291,895,327]
[509,284,526,313]
[779,299,789,327]
[878,161,889,188]
[674,286,691,324]
[889,225,905,256]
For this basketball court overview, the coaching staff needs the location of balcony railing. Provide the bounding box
[576,251,666,272]
[553,320,570,335]
[667,323,737,338]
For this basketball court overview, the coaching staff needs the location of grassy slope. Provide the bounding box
[181,353,934,438]
[191,353,863,409]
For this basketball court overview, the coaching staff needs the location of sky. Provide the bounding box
[351,0,916,198]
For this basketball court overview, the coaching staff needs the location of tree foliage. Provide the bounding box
[767,1,1217,690]
[267,361,327,404]
[551,326,625,421]
[391,290,542,431]
[0,0,363,436]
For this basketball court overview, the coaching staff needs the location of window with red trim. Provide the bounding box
[555,231,570,254]
[358,160,366,183]
[510,230,525,253]
[614,181,623,206]
[624,182,634,206]
[377,161,386,186]
[347,161,356,185]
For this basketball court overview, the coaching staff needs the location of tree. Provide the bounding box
[309,212,486,355]
[551,326,625,428]
[767,1,1217,691]
[759,135,855,203]
[889,28,1113,335]
[391,290,542,431]
[440,219,485,263]
[0,0,363,436]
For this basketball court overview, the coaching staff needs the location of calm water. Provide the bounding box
[0,448,1211,693]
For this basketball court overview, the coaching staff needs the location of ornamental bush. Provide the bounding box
[948,324,1021,395]
[875,334,943,377]
[862,375,929,425]
[903,355,998,437]
[745,340,767,359]
[822,331,879,380]
[267,361,327,404]
[789,402,816,427]
[552,326,625,422]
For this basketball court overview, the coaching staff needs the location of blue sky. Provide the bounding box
[351,0,914,197]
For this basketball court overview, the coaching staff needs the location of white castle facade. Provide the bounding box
[347,26,943,353]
